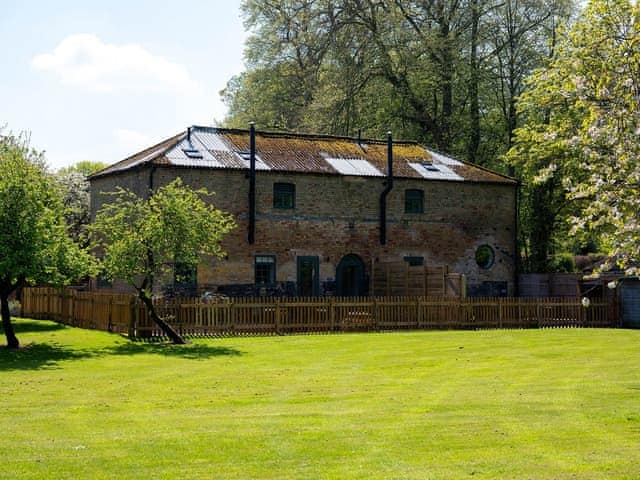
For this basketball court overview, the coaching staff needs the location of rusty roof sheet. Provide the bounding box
[92,133,184,177]
[92,126,515,184]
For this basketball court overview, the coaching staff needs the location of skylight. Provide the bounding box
[325,157,384,177]
[235,151,270,170]
[422,162,440,172]
[409,162,463,181]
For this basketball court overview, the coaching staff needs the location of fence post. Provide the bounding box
[128,297,137,338]
[107,296,113,333]
[498,297,503,329]
[329,298,335,332]
[373,297,379,331]
[275,298,281,334]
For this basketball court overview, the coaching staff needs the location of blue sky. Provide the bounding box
[1,0,248,169]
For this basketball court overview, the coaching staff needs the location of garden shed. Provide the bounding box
[619,278,640,328]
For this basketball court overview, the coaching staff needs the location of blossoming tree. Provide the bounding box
[508,0,640,272]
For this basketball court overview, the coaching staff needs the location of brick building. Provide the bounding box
[90,126,518,297]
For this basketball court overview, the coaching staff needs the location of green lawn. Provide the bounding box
[1,319,639,479]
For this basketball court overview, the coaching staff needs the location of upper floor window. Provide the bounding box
[405,189,424,214]
[274,182,295,209]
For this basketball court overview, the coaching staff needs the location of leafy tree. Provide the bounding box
[224,0,572,167]
[58,160,108,176]
[508,0,640,272]
[56,172,91,247]
[91,179,236,344]
[55,161,108,247]
[0,132,94,349]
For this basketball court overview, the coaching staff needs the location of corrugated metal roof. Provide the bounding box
[92,126,516,184]
[166,137,225,167]
[92,133,184,177]
[324,157,384,177]
[165,130,271,170]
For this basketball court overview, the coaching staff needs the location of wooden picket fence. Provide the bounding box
[20,287,619,339]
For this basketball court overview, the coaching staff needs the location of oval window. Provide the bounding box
[475,245,495,269]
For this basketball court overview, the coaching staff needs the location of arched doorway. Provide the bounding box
[336,254,367,297]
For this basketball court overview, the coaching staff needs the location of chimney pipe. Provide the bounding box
[248,122,256,244]
[187,126,191,142]
[357,128,362,146]
[380,131,394,245]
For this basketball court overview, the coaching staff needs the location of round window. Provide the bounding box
[475,245,495,269]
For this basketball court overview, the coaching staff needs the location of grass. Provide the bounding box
[1,318,639,479]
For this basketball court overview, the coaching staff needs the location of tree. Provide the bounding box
[224,0,572,167]
[57,160,108,176]
[508,0,640,272]
[55,161,107,248]
[90,179,236,344]
[0,131,94,349]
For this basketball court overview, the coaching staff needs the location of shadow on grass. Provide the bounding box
[103,342,244,360]
[0,339,244,371]
[8,319,67,334]
[0,343,94,371]
[1,319,244,369]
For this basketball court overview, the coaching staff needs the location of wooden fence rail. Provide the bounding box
[21,288,619,339]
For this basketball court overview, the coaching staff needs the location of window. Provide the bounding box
[273,183,295,209]
[405,189,424,214]
[255,255,276,284]
[475,245,495,269]
[422,162,439,172]
[404,256,424,267]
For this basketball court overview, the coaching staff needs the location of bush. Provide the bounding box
[549,253,576,273]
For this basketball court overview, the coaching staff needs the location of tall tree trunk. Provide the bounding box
[468,0,481,163]
[528,181,555,272]
[439,20,453,150]
[1,292,19,349]
[139,293,187,345]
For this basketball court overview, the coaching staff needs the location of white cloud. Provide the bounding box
[114,128,155,153]
[32,34,200,93]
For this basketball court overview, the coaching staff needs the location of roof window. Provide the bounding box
[422,162,440,172]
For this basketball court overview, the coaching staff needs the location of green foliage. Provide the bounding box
[0,130,95,347]
[0,132,94,290]
[56,171,91,246]
[509,0,640,274]
[91,178,236,295]
[224,0,572,166]
[57,160,108,176]
[55,162,108,248]
[3,320,640,478]
[548,252,576,273]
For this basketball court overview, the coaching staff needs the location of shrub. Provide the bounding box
[549,253,576,273]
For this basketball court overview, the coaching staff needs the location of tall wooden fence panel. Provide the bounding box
[21,288,619,339]
[371,262,465,297]
[21,287,134,335]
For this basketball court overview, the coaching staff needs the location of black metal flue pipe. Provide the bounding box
[380,131,393,245]
[248,122,256,244]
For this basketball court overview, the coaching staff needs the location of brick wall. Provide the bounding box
[91,165,517,296]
